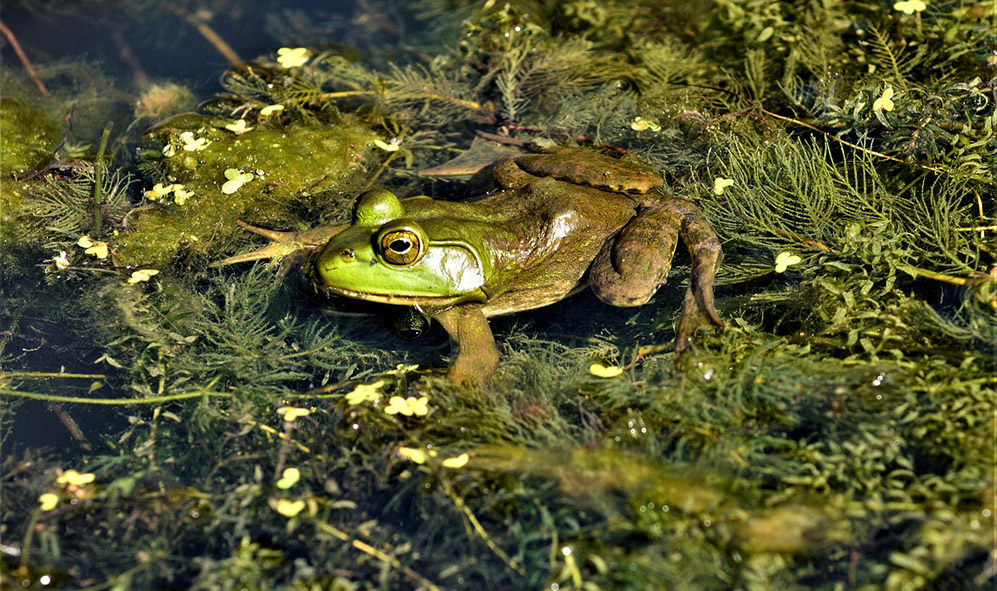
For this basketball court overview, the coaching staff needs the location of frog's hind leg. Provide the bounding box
[589,198,722,354]
[671,200,724,355]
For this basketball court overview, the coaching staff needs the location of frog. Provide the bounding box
[218,146,723,387]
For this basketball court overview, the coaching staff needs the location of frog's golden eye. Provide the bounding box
[379,229,422,265]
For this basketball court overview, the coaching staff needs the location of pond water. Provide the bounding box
[1,1,994,590]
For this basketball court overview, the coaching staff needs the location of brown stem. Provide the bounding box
[169,7,242,66]
[50,403,91,450]
[0,19,50,97]
[109,26,149,91]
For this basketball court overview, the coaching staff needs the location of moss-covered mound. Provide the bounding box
[114,113,380,267]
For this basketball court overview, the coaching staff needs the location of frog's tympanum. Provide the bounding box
[223,147,723,387]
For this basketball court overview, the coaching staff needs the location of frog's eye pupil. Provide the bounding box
[380,229,422,265]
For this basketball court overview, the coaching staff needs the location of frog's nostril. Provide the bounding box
[339,249,355,261]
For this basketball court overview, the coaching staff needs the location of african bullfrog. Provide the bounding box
[221,147,723,387]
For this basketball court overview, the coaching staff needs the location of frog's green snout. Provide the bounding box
[337,248,355,262]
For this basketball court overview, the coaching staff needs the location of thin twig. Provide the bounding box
[760,108,943,174]
[0,388,232,405]
[360,150,400,192]
[440,475,525,574]
[50,403,91,450]
[1,371,105,379]
[169,7,242,66]
[0,19,49,97]
[108,26,149,91]
[313,520,442,590]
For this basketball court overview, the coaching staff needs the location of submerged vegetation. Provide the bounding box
[1,0,994,589]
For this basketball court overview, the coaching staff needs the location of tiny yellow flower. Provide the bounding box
[39,493,59,511]
[396,446,430,464]
[127,269,160,284]
[893,0,926,14]
[344,379,386,405]
[384,395,429,417]
[221,168,254,194]
[277,406,310,422]
[274,498,306,517]
[873,86,895,112]
[145,182,176,201]
[179,131,208,152]
[373,138,400,152]
[87,243,109,259]
[774,251,802,273]
[162,144,177,157]
[56,469,95,487]
[224,119,253,134]
[276,467,301,489]
[630,116,661,132]
[713,177,734,195]
[441,453,470,469]
[276,47,310,68]
[53,251,70,271]
[589,363,624,378]
[259,104,285,117]
[77,236,109,259]
[385,364,420,376]
[172,186,195,205]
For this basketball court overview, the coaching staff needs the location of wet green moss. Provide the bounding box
[0,97,60,175]
[114,114,380,267]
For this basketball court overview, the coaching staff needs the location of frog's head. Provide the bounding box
[309,189,488,305]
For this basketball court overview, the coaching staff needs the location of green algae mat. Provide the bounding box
[1,1,994,589]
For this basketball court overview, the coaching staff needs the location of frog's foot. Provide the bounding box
[588,198,722,354]
[497,148,665,193]
[211,221,346,269]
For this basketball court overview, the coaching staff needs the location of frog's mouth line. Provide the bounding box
[315,284,466,308]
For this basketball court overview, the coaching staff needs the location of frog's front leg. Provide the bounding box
[589,197,723,353]
[430,303,499,388]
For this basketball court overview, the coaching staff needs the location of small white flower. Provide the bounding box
[259,105,285,117]
[53,251,70,271]
[221,168,254,194]
[179,131,208,152]
[127,269,160,284]
[713,177,734,195]
[373,138,401,152]
[893,0,926,14]
[276,47,310,68]
[774,251,802,273]
[589,363,624,378]
[224,119,253,134]
[873,86,895,112]
[630,116,661,132]
[77,236,109,259]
